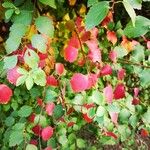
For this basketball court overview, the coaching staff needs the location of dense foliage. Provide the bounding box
[0,0,150,149]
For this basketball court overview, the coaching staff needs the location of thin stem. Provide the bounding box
[118,59,150,69]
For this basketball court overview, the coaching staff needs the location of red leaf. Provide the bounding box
[45,102,55,116]
[101,11,113,28]
[103,84,113,104]
[67,107,75,115]
[68,36,80,49]
[100,65,112,76]
[55,63,65,75]
[117,69,126,80]
[132,98,140,105]
[38,53,48,60]
[0,84,12,104]
[109,50,117,63]
[7,67,21,85]
[107,31,117,45]
[83,113,93,123]
[67,121,75,127]
[64,45,78,62]
[32,125,42,136]
[29,139,38,146]
[42,126,53,141]
[105,131,118,139]
[37,98,43,107]
[28,113,36,123]
[141,129,149,137]
[38,60,46,68]
[83,103,95,109]
[114,83,125,100]
[109,112,118,124]
[81,31,91,42]
[46,76,58,86]
[70,73,88,92]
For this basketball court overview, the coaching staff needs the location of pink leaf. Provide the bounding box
[107,31,117,45]
[7,67,21,85]
[114,83,125,100]
[109,112,118,124]
[103,85,113,104]
[0,84,12,104]
[45,147,53,150]
[90,27,99,39]
[64,45,78,62]
[88,48,101,62]
[134,88,139,97]
[45,102,55,116]
[109,50,117,63]
[70,73,88,92]
[86,40,98,51]
[147,41,150,49]
[46,76,58,86]
[99,64,112,76]
[117,69,126,80]
[55,63,65,75]
[87,73,98,89]
[42,126,53,141]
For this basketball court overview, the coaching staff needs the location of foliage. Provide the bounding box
[0,0,150,149]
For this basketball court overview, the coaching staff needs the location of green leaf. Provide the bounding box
[91,90,104,105]
[24,49,39,68]
[129,115,138,128]
[114,46,128,58]
[45,87,58,102]
[25,75,34,90]
[130,44,144,63]
[85,1,109,30]
[2,2,15,8]
[17,67,28,75]
[123,0,136,27]
[5,9,14,20]
[142,107,150,124]
[35,16,54,37]
[31,34,47,53]
[34,115,47,127]
[124,15,150,38]
[9,131,23,147]
[39,0,56,9]
[5,116,15,127]
[5,24,28,54]
[128,0,142,10]
[32,68,46,86]
[77,138,86,148]
[53,104,64,119]
[3,55,18,69]
[119,109,131,123]
[18,105,32,117]
[12,10,32,26]
[139,69,150,87]
[47,138,57,148]
[87,0,98,7]
[107,104,120,113]
[96,106,106,117]
[26,144,37,150]
[16,75,27,86]
[12,123,25,130]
